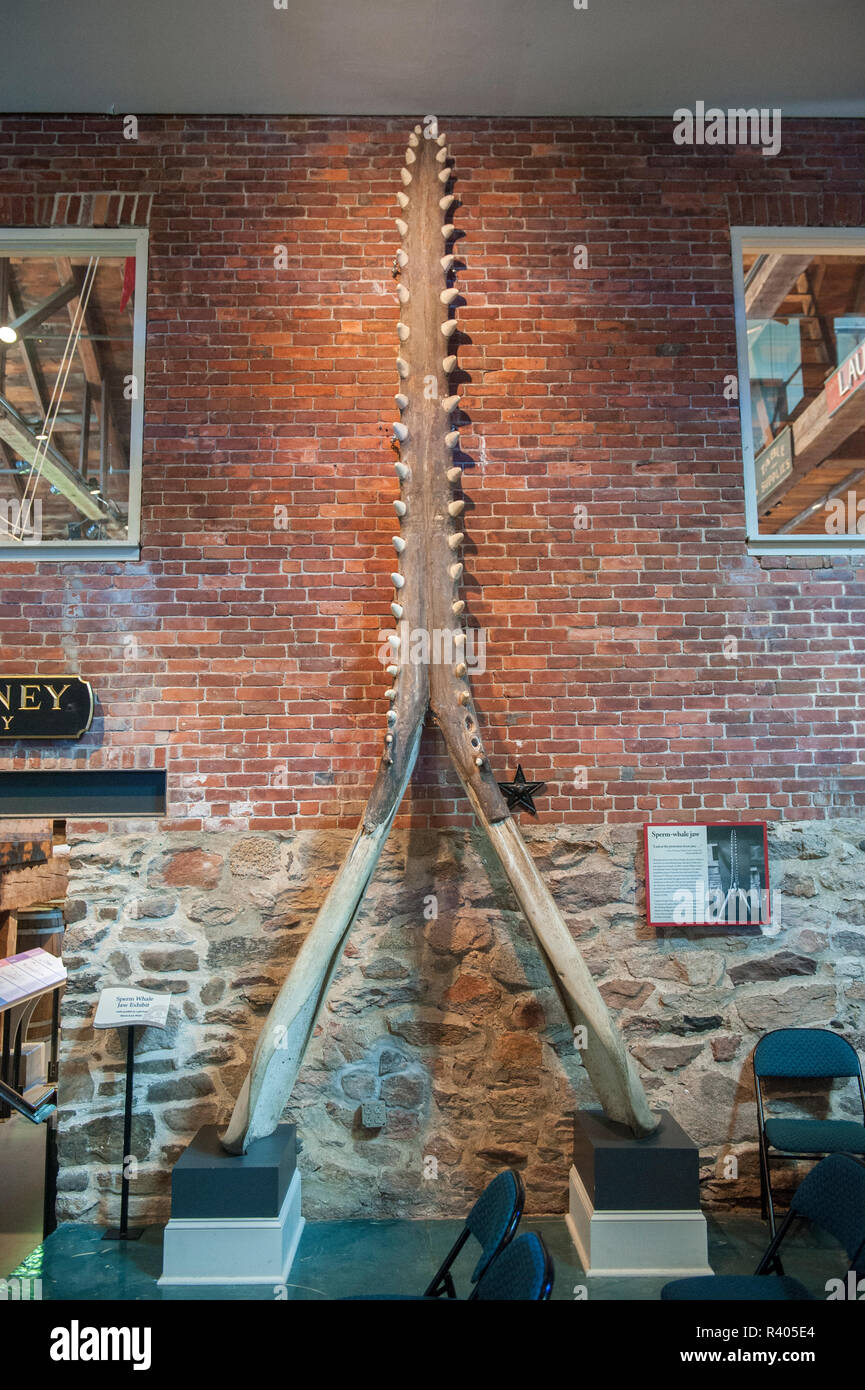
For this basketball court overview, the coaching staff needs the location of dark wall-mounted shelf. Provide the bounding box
[0,771,167,817]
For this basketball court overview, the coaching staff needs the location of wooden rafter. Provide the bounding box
[0,280,78,352]
[54,256,126,475]
[745,253,813,319]
[0,393,111,523]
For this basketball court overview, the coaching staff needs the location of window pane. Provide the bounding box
[0,249,140,548]
[741,245,865,539]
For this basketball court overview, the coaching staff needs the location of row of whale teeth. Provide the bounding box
[386,126,467,746]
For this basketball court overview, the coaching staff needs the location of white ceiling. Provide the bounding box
[3,0,864,117]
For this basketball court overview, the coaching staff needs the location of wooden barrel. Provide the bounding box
[13,902,65,1040]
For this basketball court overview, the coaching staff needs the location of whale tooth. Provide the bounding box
[400,168,412,186]
[452,599,466,615]
[438,168,451,184]
[388,633,400,651]
[449,562,463,581]
[396,191,409,209]
[458,689,470,704]
[441,223,455,239]
[391,602,404,619]
[395,391,408,409]
[447,466,463,482]
[397,322,410,342]
[386,665,399,677]
[474,755,485,768]
[396,357,409,378]
[440,287,459,305]
[442,354,457,373]
[441,254,456,271]
[392,421,408,441]
[397,285,409,304]
[394,502,407,520]
[441,320,458,338]
[396,249,408,267]
[386,688,399,702]
[442,394,460,412]
[436,146,448,163]
[408,132,419,147]
[413,124,422,134]
[405,147,416,164]
[439,194,456,211]
[455,661,467,677]
[391,572,405,589]
[395,218,408,236]
[395,462,409,480]
[392,536,406,553]
[445,430,460,448]
[448,532,464,551]
[387,708,398,725]
[448,499,465,516]
[436,132,447,146]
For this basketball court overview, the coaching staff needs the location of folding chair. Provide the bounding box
[342,1168,525,1300]
[425,1168,525,1298]
[662,1152,865,1300]
[753,1028,865,1235]
[474,1232,554,1301]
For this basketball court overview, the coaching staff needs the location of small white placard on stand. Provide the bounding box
[94,987,170,1030]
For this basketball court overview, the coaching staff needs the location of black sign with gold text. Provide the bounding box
[0,677,94,740]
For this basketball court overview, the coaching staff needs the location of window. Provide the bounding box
[0,229,147,559]
[731,229,865,553]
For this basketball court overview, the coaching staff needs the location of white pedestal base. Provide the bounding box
[566,1164,712,1278]
[159,1167,304,1286]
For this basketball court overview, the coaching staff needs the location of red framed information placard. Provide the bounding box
[644,822,772,928]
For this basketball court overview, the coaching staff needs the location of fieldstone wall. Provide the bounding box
[56,819,865,1224]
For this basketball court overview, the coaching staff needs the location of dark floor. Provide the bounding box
[5,1211,847,1301]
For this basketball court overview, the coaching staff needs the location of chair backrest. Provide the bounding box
[754,1028,862,1080]
[465,1169,525,1282]
[790,1153,865,1269]
[474,1232,554,1301]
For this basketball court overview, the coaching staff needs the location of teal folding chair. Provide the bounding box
[662,1153,865,1301]
[342,1168,525,1300]
[474,1232,554,1301]
[754,1028,865,1235]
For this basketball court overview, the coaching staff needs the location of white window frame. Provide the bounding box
[0,226,148,561]
[731,226,865,556]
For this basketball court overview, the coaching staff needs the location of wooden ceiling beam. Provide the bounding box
[760,376,865,515]
[54,256,126,474]
[745,253,813,318]
[0,394,111,523]
[0,279,78,351]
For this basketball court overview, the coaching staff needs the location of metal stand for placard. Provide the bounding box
[103,1025,144,1241]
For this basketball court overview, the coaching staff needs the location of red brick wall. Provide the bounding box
[1,116,864,829]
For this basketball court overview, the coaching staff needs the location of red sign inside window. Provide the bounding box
[826,340,865,416]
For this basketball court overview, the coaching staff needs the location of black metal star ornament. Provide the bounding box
[497,764,546,816]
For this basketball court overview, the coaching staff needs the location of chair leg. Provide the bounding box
[759,1140,776,1239]
[759,1158,767,1221]
[754,1209,795,1278]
